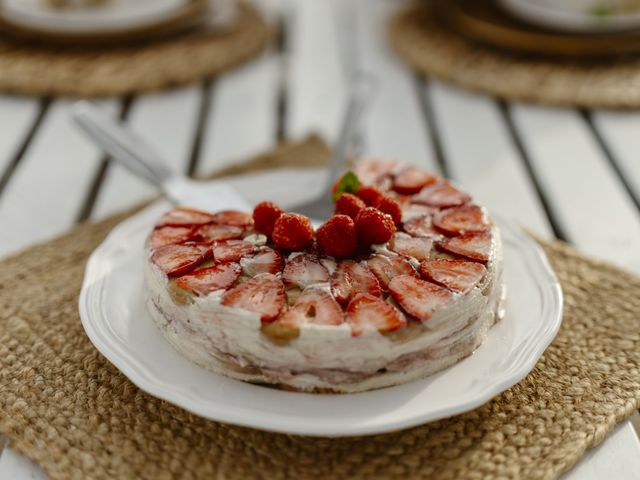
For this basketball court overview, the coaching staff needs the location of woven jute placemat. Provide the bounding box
[1,137,639,480]
[0,2,272,97]
[389,2,640,109]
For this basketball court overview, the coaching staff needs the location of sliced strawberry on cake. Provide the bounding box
[367,254,417,290]
[151,243,211,277]
[221,273,285,322]
[438,231,493,263]
[175,263,242,295]
[419,259,486,293]
[388,275,453,323]
[283,253,330,288]
[330,260,381,304]
[346,293,407,337]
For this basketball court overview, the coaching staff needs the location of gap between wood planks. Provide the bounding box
[581,110,640,213]
[496,99,569,242]
[187,81,215,177]
[76,97,133,223]
[416,76,448,178]
[0,98,51,200]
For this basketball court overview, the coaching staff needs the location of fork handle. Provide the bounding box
[325,71,377,191]
[72,101,176,190]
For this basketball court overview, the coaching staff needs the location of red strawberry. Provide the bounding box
[151,243,211,277]
[388,232,433,261]
[367,254,417,290]
[316,215,358,258]
[156,207,214,228]
[413,181,470,208]
[355,207,396,246]
[393,166,438,194]
[419,258,486,293]
[403,215,439,239]
[175,262,241,295]
[221,273,285,322]
[240,248,284,276]
[279,288,344,328]
[346,293,407,337]
[354,158,397,185]
[438,231,493,263]
[335,193,366,219]
[330,260,381,304]
[388,275,453,323]
[211,210,253,227]
[433,205,488,236]
[213,240,256,263]
[196,223,244,243]
[252,201,284,237]
[401,203,436,222]
[282,253,329,288]
[150,226,196,249]
[356,185,384,206]
[374,195,402,224]
[272,213,314,251]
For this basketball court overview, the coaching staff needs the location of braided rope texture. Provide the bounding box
[389,2,640,109]
[1,138,639,479]
[0,3,271,97]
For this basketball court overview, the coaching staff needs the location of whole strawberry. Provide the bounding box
[316,215,358,258]
[355,207,396,246]
[272,213,314,250]
[356,185,384,206]
[253,201,284,237]
[335,193,366,219]
[374,195,402,224]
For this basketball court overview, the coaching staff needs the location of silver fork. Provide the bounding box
[71,72,375,221]
[288,71,376,220]
[72,102,252,213]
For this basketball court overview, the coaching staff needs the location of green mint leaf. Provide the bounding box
[332,171,362,202]
[590,4,612,18]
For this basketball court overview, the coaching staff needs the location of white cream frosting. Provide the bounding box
[144,225,505,393]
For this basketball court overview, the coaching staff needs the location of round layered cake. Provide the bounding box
[144,159,505,393]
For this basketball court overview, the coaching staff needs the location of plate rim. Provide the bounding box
[79,201,563,437]
[499,0,640,33]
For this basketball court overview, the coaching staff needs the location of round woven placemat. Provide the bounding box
[1,137,639,480]
[0,2,272,97]
[389,2,640,108]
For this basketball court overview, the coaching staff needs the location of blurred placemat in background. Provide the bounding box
[389,0,640,108]
[0,137,639,480]
[0,1,272,97]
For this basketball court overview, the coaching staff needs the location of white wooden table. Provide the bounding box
[0,1,639,478]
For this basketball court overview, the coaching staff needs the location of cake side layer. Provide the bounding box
[143,226,504,393]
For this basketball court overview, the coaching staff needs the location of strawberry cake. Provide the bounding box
[144,160,505,393]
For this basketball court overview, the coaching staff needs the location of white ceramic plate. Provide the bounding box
[79,178,563,437]
[500,0,640,33]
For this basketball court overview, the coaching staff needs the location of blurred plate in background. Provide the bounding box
[441,0,640,57]
[0,0,233,44]
[499,0,640,33]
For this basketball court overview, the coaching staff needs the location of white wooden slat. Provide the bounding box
[591,111,640,202]
[197,49,279,176]
[252,0,286,20]
[0,96,40,176]
[427,81,551,237]
[91,87,203,220]
[0,99,118,258]
[511,104,640,272]
[0,447,48,480]
[354,0,436,169]
[564,423,640,480]
[285,0,347,143]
